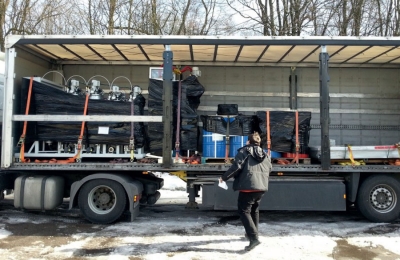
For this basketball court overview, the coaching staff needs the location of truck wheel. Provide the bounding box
[356,175,400,222]
[78,179,127,224]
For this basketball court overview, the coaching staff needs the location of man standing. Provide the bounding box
[220,132,272,252]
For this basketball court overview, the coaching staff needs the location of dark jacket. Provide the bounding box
[221,144,272,191]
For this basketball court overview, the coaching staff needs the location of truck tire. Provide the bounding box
[356,175,400,222]
[78,179,127,224]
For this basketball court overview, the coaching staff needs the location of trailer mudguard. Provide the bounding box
[345,172,360,203]
[69,173,143,221]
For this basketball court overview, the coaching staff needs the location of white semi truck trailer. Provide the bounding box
[1,35,400,224]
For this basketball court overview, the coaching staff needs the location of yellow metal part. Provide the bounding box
[173,68,182,75]
[338,160,365,166]
[170,171,187,182]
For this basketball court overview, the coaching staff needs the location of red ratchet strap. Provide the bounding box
[266,111,271,157]
[291,111,299,165]
[180,66,192,73]
[18,77,34,163]
[225,116,231,163]
[175,80,181,160]
[130,95,135,162]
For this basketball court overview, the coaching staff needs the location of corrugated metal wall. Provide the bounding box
[60,64,400,147]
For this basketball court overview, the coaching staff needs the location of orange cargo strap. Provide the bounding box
[18,77,34,163]
[37,92,90,164]
[71,92,90,161]
[390,143,400,165]
[266,111,271,157]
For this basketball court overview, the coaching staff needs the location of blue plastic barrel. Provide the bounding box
[264,149,281,159]
[229,135,248,157]
[202,130,226,158]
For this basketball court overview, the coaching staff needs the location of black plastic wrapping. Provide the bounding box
[21,77,147,148]
[255,111,311,153]
[179,114,198,151]
[147,77,205,114]
[180,127,198,151]
[147,121,163,155]
[200,115,256,136]
[217,104,238,115]
[184,75,206,110]
[147,77,204,155]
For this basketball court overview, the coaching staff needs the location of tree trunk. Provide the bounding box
[0,0,10,51]
[108,0,116,34]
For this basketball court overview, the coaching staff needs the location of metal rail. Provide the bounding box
[8,163,400,173]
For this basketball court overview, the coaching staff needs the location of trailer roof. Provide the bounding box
[6,35,400,67]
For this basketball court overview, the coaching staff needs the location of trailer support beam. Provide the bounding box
[162,45,173,168]
[319,46,331,170]
[186,180,199,209]
[289,67,297,109]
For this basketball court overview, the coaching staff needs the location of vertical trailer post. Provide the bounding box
[1,48,16,168]
[319,46,331,170]
[289,67,297,110]
[162,45,173,167]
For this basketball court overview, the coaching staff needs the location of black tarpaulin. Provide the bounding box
[21,77,147,147]
[255,111,311,153]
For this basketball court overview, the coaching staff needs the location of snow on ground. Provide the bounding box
[0,173,400,260]
[0,224,12,239]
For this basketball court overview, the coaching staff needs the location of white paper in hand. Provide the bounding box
[218,179,228,190]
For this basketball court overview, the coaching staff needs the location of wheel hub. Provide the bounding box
[98,192,111,204]
[88,185,117,214]
[370,185,396,212]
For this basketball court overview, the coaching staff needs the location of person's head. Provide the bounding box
[247,132,261,146]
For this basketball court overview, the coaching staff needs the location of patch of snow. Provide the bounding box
[0,224,12,239]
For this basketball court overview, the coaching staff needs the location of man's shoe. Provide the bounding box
[245,239,261,251]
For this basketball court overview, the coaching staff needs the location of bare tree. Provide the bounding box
[0,0,10,51]
[2,0,400,48]
[227,0,313,36]
[393,0,400,35]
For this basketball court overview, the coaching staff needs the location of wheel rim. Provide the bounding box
[88,185,117,214]
[369,184,397,213]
